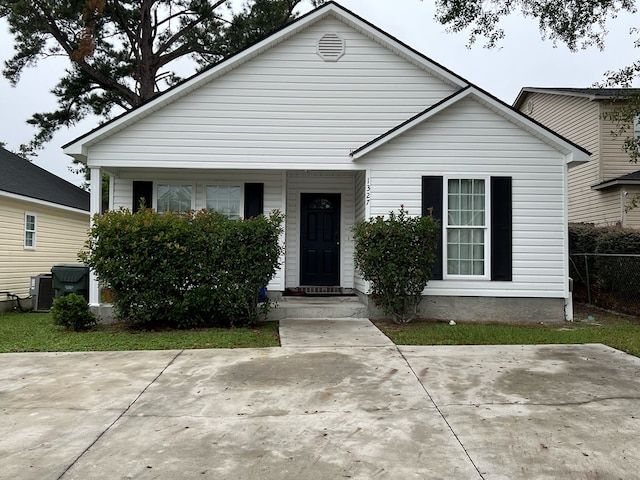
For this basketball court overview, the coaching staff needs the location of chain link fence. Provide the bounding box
[570,254,640,316]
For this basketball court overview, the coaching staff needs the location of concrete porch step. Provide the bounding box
[266,296,369,321]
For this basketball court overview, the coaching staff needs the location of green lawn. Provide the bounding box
[375,304,640,357]
[2,304,638,356]
[0,311,280,352]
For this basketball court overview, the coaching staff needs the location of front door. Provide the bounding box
[300,193,341,286]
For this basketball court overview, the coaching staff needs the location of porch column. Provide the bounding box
[88,167,101,306]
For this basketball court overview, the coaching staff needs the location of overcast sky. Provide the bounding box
[1,0,639,187]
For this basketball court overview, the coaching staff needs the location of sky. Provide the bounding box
[1,0,639,187]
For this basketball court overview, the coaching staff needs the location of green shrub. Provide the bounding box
[79,208,284,329]
[568,223,599,255]
[50,293,97,331]
[353,207,439,324]
[568,223,640,304]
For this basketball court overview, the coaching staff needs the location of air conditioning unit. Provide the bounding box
[30,274,54,312]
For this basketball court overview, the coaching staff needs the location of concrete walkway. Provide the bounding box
[1,319,639,479]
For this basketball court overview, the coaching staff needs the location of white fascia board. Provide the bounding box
[336,10,467,89]
[0,190,90,215]
[351,88,472,160]
[469,87,590,164]
[63,3,468,162]
[352,86,590,164]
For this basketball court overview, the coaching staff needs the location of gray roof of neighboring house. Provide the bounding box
[592,170,640,190]
[513,87,640,109]
[0,147,89,211]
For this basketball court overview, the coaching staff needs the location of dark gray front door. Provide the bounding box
[300,193,341,286]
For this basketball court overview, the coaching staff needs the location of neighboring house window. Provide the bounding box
[422,176,512,281]
[634,116,640,140]
[206,185,241,219]
[24,213,36,249]
[446,178,487,277]
[157,185,192,214]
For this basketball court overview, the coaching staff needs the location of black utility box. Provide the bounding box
[51,264,90,301]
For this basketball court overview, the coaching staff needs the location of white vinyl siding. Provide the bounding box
[285,171,356,289]
[0,197,89,298]
[84,16,458,171]
[360,97,568,298]
[353,171,367,292]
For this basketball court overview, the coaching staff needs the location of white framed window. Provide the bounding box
[24,213,36,249]
[445,178,489,278]
[156,184,193,214]
[634,116,640,140]
[206,185,241,219]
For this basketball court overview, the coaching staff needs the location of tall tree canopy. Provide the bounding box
[0,0,318,156]
[434,0,636,50]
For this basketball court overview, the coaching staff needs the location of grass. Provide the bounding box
[374,304,640,358]
[2,304,639,356]
[0,311,280,353]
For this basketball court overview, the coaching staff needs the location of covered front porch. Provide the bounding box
[87,167,368,307]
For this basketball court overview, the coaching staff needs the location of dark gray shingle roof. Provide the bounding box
[592,170,640,190]
[0,147,89,211]
[514,87,640,109]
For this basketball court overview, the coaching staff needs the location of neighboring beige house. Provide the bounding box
[0,147,90,312]
[514,87,640,227]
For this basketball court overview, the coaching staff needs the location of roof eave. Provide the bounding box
[0,189,90,213]
[64,1,470,157]
[592,179,640,190]
[353,86,590,162]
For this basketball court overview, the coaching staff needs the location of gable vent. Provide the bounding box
[317,33,345,61]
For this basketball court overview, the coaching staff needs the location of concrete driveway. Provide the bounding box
[1,318,639,479]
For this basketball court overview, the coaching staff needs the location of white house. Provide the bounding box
[63,1,589,322]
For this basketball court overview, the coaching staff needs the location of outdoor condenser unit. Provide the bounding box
[30,274,54,312]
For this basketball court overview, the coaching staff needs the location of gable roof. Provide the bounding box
[63,1,589,167]
[0,147,89,212]
[592,169,640,190]
[513,87,640,109]
[63,1,469,162]
[351,86,590,164]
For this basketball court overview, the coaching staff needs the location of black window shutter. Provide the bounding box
[132,181,153,211]
[244,183,264,218]
[491,176,512,281]
[422,176,443,280]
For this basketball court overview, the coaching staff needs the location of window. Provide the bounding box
[206,185,241,219]
[634,116,640,140]
[24,213,36,249]
[422,175,512,281]
[157,185,192,214]
[446,178,487,277]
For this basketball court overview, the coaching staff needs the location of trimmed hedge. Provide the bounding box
[80,208,284,329]
[569,223,640,310]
